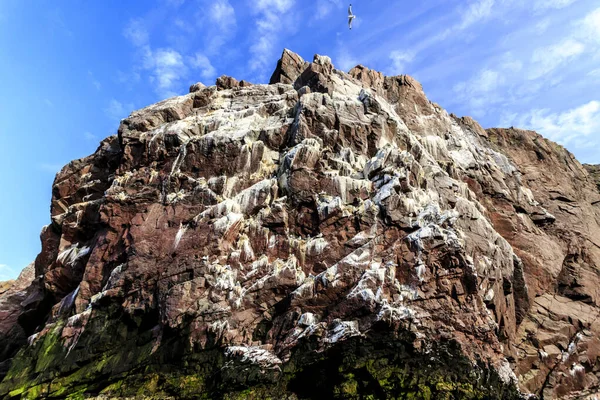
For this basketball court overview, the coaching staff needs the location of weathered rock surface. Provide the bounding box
[584,164,600,192]
[1,49,599,399]
[0,263,34,377]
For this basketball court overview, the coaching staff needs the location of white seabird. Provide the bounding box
[348,4,356,30]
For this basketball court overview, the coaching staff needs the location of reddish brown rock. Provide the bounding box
[269,48,309,85]
[216,75,240,90]
[584,164,600,192]
[1,49,599,399]
[189,82,205,93]
[0,263,34,375]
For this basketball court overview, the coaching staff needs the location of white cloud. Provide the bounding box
[250,37,273,72]
[249,0,296,76]
[388,0,500,75]
[88,70,101,90]
[504,101,600,146]
[389,50,415,75]
[336,48,358,71]
[256,0,294,13]
[84,132,96,141]
[142,48,187,97]
[453,68,510,116]
[117,70,141,85]
[460,0,495,30]
[203,0,237,53]
[0,264,16,282]
[153,49,185,92]
[500,52,523,72]
[579,7,600,44]
[124,18,149,47]
[105,99,133,121]
[315,0,342,20]
[535,18,551,34]
[210,0,236,29]
[174,18,195,33]
[534,0,578,11]
[191,53,216,81]
[528,39,585,80]
[502,60,522,72]
[454,69,504,96]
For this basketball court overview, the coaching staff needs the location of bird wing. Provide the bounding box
[348,5,352,15]
[348,17,353,28]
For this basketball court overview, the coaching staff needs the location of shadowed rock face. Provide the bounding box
[0,264,34,377]
[0,49,599,399]
[584,164,600,192]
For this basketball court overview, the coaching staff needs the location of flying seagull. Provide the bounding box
[348,4,356,30]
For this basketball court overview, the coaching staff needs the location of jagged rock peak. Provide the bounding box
[1,49,600,400]
[269,48,309,85]
[270,49,425,98]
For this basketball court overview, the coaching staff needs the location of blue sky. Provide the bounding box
[1,0,599,280]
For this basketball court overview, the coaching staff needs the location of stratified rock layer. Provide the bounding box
[1,50,599,399]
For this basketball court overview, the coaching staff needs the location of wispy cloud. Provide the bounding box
[105,99,134,121]
[145,48,187,97]
[39,163,65,174]
[526,7,600,82]
[124,18,149,47]
[0,264,17,282]
[534,0,579,11]
[84,132,96,141]
[88,70,101,90]
[249,0,296,78]
[116,70,141,86]
[578,7,600,43]
[210,0,236,30]
[380,0,502,77]
[336,47,358,72]
[202,0,237,53]
[500,52,523,72]
[528,39,585,80]
[190,53,216,82]
[44,99,54,108]
[453,69,505,116]
[123,7,226,97]
[164,0,186,6]
[502,100,600,147]
[47,9,73,36]
[315,0,342,20]
[534,18,551,34]
[389,50,415,75]
[503,100,600,155]
[460,0,495,30]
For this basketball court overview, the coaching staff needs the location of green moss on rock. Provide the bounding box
[0,308,522,399]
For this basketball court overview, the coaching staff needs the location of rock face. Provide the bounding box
[0,264,34,377]
[1,49,599,399]
[584,164,600,192]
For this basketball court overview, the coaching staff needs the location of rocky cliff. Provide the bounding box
[1,49,600,399]
[584,164,600,192]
